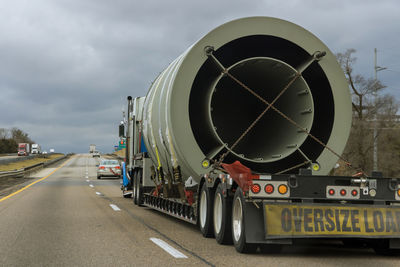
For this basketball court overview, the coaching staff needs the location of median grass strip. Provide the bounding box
[0,154,64,171]
[113,148,125,158]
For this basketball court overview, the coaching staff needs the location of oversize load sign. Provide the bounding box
[265,204,400,237]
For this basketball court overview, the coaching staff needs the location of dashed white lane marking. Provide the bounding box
[85,176,89,179]
[96,192,102,195]
[150,238,188,258]
[109,204,121,211]
[89,184,94,188]
[86,180,90,182]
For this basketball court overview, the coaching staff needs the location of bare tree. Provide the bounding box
[10,127,33,144]
[0,128,8,139]
[334,49,399,176]
[336,49,385,120]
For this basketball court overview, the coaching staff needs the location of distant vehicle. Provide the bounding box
[31,144,41,154]
[89,144,96,153]
[42,151,48,154]
[49,148,55,153]
[92,151,100,157]
[17,143,30,156]
[97,159,121,179]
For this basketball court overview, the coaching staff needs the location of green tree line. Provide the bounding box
[0,128,34,153]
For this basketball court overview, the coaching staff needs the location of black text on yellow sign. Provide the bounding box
[265,204,400,237]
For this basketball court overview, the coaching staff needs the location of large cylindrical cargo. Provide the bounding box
[142,17,351,184]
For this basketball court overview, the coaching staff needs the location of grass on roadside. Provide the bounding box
[113,149,125,158]
[0,154,64,172]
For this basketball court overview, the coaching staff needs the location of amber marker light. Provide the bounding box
[278,184,288,195]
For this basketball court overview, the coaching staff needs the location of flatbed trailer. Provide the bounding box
[124,151,400,254]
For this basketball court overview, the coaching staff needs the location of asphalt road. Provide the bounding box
[0,154,399,266]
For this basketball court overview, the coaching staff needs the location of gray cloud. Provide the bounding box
[1,0,399,153]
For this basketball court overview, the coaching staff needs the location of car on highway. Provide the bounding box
[97,159,121,179]
[92,151,100,157]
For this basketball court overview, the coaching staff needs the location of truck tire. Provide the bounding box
[213,183,232,244]
[133,170,138,205]
[199,182,215,238]
[97,176,101,179]
[135,169,144,206]
[232,187,257,253]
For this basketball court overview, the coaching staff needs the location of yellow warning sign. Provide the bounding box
[265,204,400,237]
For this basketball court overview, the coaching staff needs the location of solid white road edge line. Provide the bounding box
[150,238,188,258]
[109,204,121,211]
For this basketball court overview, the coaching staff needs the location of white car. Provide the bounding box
[42,151,48,154]
[97,159,121,179]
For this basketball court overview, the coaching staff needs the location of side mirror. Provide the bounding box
[119,123,125,137]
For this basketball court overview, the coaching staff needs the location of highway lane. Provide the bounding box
[0,154,399,266]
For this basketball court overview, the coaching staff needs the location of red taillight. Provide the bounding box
[115,166,120,169]
[340,189,346,196]
[251,184,261,194]
[265,184,274,194]
[328,189,335,196]
[99,166,105,169]
[351,189,358,196]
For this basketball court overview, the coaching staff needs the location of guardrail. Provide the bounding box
[0,153,17,157]
[0,154,71,179]
[0,154,39,165]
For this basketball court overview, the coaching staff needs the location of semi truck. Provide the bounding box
[31,144,41,154]
[17,143,30,156]
[89,144,96,154]
[121,17,400,255]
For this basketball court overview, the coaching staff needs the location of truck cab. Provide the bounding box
[31,144,41,154]
[17,143,30,156]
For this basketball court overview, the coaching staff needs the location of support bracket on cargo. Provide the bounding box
[296,51,326,74]
[204,46,226,71]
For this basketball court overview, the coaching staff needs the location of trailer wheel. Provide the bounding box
[135,169,144,206]
[97,176,101,179]
[213,183,232,244]
[133,170,138,205]
[232,188,257,253]
[199,183,215,237]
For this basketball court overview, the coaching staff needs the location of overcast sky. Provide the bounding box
[1,0,399,153]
